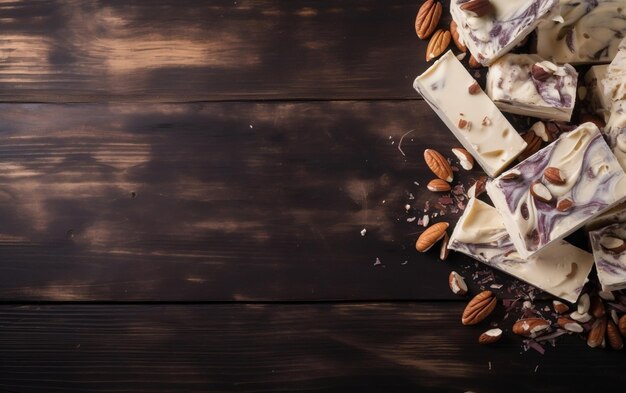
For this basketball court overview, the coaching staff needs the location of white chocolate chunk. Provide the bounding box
[451,0,559,65]
[448,198,593,303]
[486,123,626,258]
[590,222,626,291]
[585,65,610,121]
[603,38,626,106]
[414,51,526,177]
[486,54,578,121]
[537,0,626,65]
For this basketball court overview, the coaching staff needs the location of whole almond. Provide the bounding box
[415,0,442,40]
[468,80,481,95]
[518,131,542,161]
[451,147,474,170]
[427,178,451,192]
[590,296,605,318]
[552,300,569,314]
[556,198,574,212]
[426,29,451,61]
[468,54,482,69]
[415,222,449,252]
[440,232,450,260]
[501,169,521,181]
[600,236,626,253]
[544,167,566,185]
[450,20,466,52]
[619,314,626,336]
[424,149,453,182]
[462,290,496,325]
[530,181,553,203]
[557,317,583,333]
[607,319,624,350]
[460,0,495,18]
[512,318,551,338]
[478,328,502,344]
[587,316,607,348]
[448,271,467,295]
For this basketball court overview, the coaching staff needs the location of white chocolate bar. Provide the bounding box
[413,51,526,177]
[603,37,626,106]
[537,0,626,65]
[589,222,626,291]
[486,54,578,121]
[451,0,558,65]
[449,198,592,302]
[486,123,626,258]
[585,65,610,120]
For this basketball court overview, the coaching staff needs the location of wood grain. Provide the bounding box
[0,101,539,301]
[0,0,458,102]
[0,303,623,392]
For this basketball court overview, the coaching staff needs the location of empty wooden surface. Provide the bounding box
[0,0,623,392]
[0,0,454,102]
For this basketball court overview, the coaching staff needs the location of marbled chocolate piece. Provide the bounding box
[603,37,626,105]
[486,54,577,121]
[414,50,527,177]
[604,100,626,171]
[537,0,626,65]
[585,65,610,120]
[486,122,626,258]
[589,222,626,291]
[449,198,593,302]
[451,0,558,66]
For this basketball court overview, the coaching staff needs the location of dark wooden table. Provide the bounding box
[0,1,624,392]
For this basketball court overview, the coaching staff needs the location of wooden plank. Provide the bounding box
[0,101,539,301]
[0,0,454,102]
[0,303,623,392]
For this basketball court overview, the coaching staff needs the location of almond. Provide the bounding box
[530,121,549,142]
[468,54,482,69]
[590,296,605,318]
[424,149,453,182]
[462,290,496,325]
[415,0,442,40]
[468,80,481,95]
[530,181,553,203]
[552,300,569,314]
[619,314,626,336]
[531,62,553,81]
[460,0,495,18]
[607,319,624,350]
[577,293,590,314]
[448,271,467,295]
[440,232,450,260]
[450,20,466,52]
[458,118,472,130]
[512,318,551,338]
[599,291,616,301]
[556,198,573,212]
[569,311,592,323]
[557,317,583,333]
[451,147,474,170]
[600,236,626,253]
[426,29,451,61]
[478,328,502,344]
[501,169,521,181]
[427,178,451,192]
[415,222,449,252]
[587,316,607,348]
[544,167,566,185]
[518,131,542,161]
[467,176,487,198]
[611,309,619,324]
